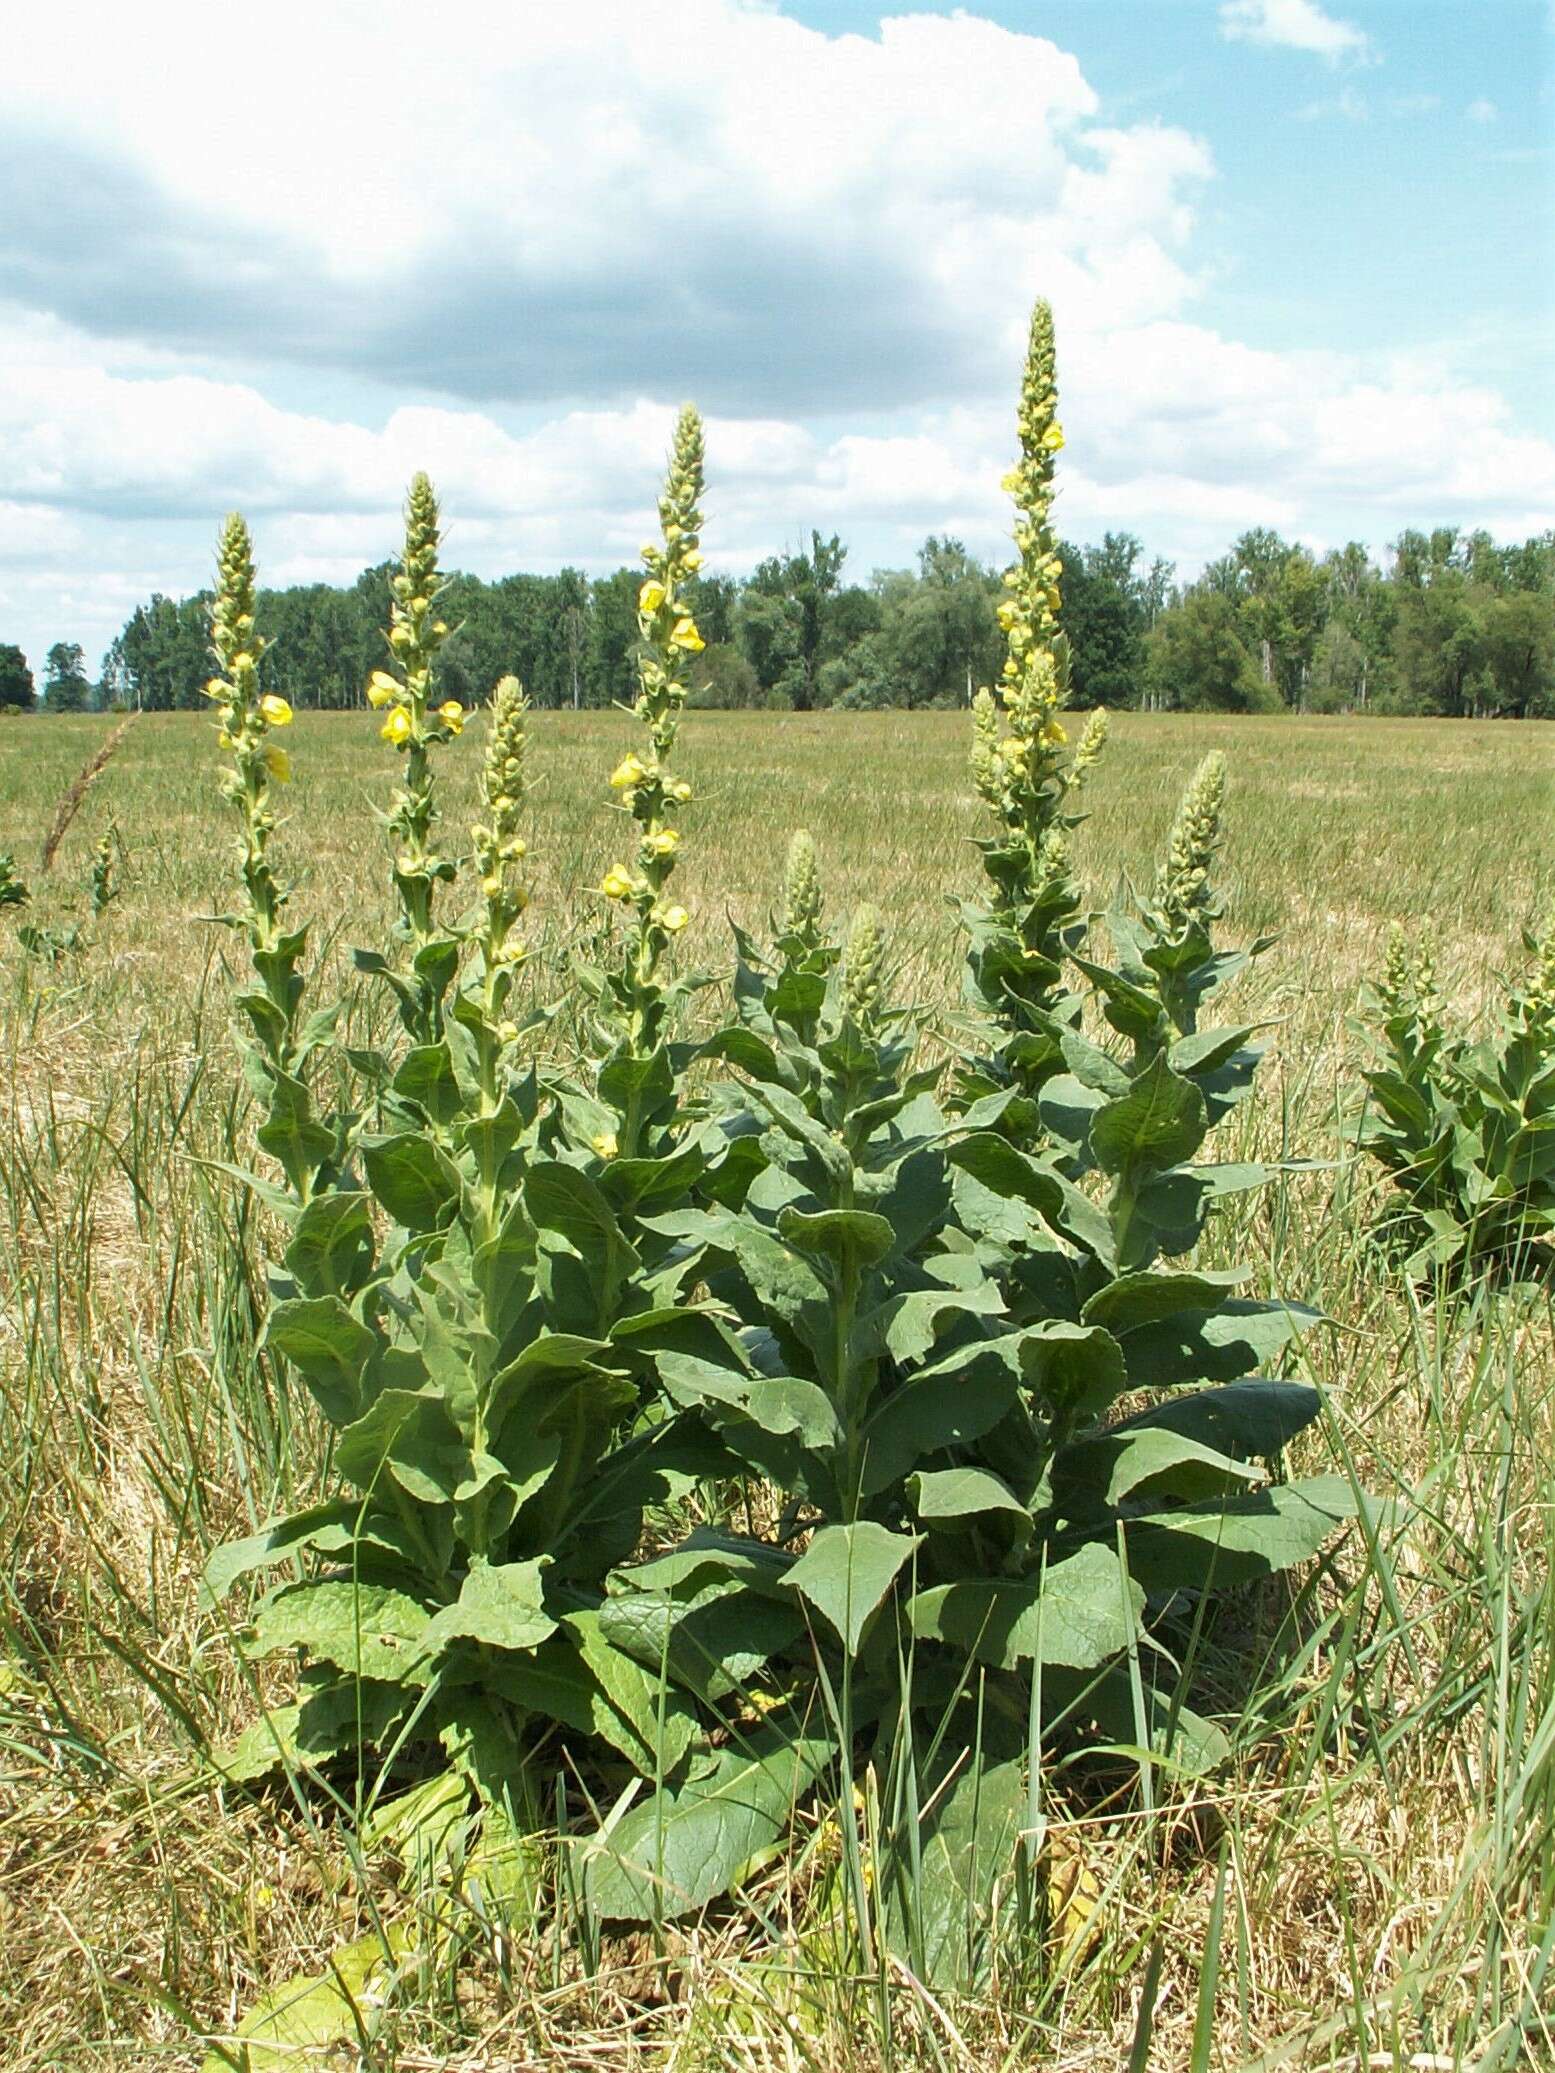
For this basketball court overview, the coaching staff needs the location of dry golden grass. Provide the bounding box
[1,708,1552,2070]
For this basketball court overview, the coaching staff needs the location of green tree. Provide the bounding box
[1146,592,1268,712]
[43,641,92,712]
[745,531,846,711]
[1479,589,1555,718]
[0,643,35,712]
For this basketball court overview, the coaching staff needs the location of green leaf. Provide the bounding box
[908,1541,1142,1672]
[581,1722,834,1921]
[1080,1268,1249,1334]
[1042,1662,1230,1775]
[1117,1299,1321,1390]
[526,1160,639,1313]
[783,1521,920,1657]
[1106,1378,1323,1461]
[282,1194,375,1300]
[561,1610,697,1776]
[203,1927,402,2073]
[948,1132,1114,1264]
[776,1205,896,1269]
[1090,1054,1207,1182]
[202,1499,359,1605]
[414,1559,555,1662]
[859,1339,1024,1496]
[251,1579,431,1684]
[883,1715,1027,1990]
[657,1351,843,1452]
[910,1466,1029,1528]
[1020,1319,1130,1421]
[334,1385,460,1494]
[262,1296,376,1426]
[1050,1426,1263,1515]
[1121,1474,1358,1591]
[598,1584,804,1704]
[360,1131,460,1232]
[392,1042,465,1126]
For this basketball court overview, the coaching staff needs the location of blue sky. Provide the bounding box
[0,0,1550,680]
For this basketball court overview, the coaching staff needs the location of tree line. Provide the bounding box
[5,521,1552,719]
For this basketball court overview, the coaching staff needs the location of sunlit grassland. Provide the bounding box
[1,708,1552,2070]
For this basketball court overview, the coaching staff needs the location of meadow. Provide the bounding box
[1,702,1553,2071]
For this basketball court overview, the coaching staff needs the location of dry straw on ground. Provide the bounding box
[1,708,1552,2070]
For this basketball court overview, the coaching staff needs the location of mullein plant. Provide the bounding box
[358,471,469,1048]
[574,406,707,1168]
[203,514,338,1208]
[587,861,1350,1972]
[1356,907,1555,1276]
[959,298,1107,1137]
[202,485,730,1882]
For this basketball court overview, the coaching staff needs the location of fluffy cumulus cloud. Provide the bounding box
[1218,0,1373,65]
[0,0,1550,671]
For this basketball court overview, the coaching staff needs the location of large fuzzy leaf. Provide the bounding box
[413,1559,554,1663]
[262,1297,376,1426]
[1106,1377,1323,1460]
[1117,1298,1321,1390]
[1121,1474,1358,1591]
[598,1583,805,1703]
[360,1130,461,1232]
[859,1338,1025,1496]
[581,1722,834,1921]
[908,1541,1141,1673]
[202,1499,360,1605]
[783,1522,921,1657]
[1050,1426,1262,1515]
[1090,1054,1207,1183]
[250,1579,431,1685]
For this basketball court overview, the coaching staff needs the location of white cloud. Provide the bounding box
[0,0,1550,673]
[1219,0,1373,64]
[1467,97,1499,124]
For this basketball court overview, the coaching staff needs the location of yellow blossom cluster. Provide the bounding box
[363,473,463,753]
[596,406,706,951]
[970,300,1105,846]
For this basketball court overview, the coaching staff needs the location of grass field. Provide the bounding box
[2,707,1553,2069]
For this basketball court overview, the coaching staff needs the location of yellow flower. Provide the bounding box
[644,828,679,857]
[669,617,705,652]
[232,651,255,673]
[481,871,503,897]
[1042,423,1065,452]
[682,549,704,572]
[259,693,292,727]
[500,939,528,964]
[610,753,647,791]
[264,744,292,783]
[592,1131,619,1160]
[203,676,229,701]
[381,706,413,745]
[498,1020,519,1043]
[389,624,413,649]
[600,865,635,900]
[639,580,666,615]
[438,700,465,734]
[367,671,399,708]
[432,620,449,637]
[669,778,693,802]
[996,601,1018,630]
[1042,717,1068,746]
[657,904,689,933]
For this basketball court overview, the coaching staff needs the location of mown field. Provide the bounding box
[1,706,1552,2070]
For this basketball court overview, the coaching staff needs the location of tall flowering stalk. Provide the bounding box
[204,513,333,1205]
[592,407,706,1158]
[961,299,1106,1125]
[365,472,467,1043]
